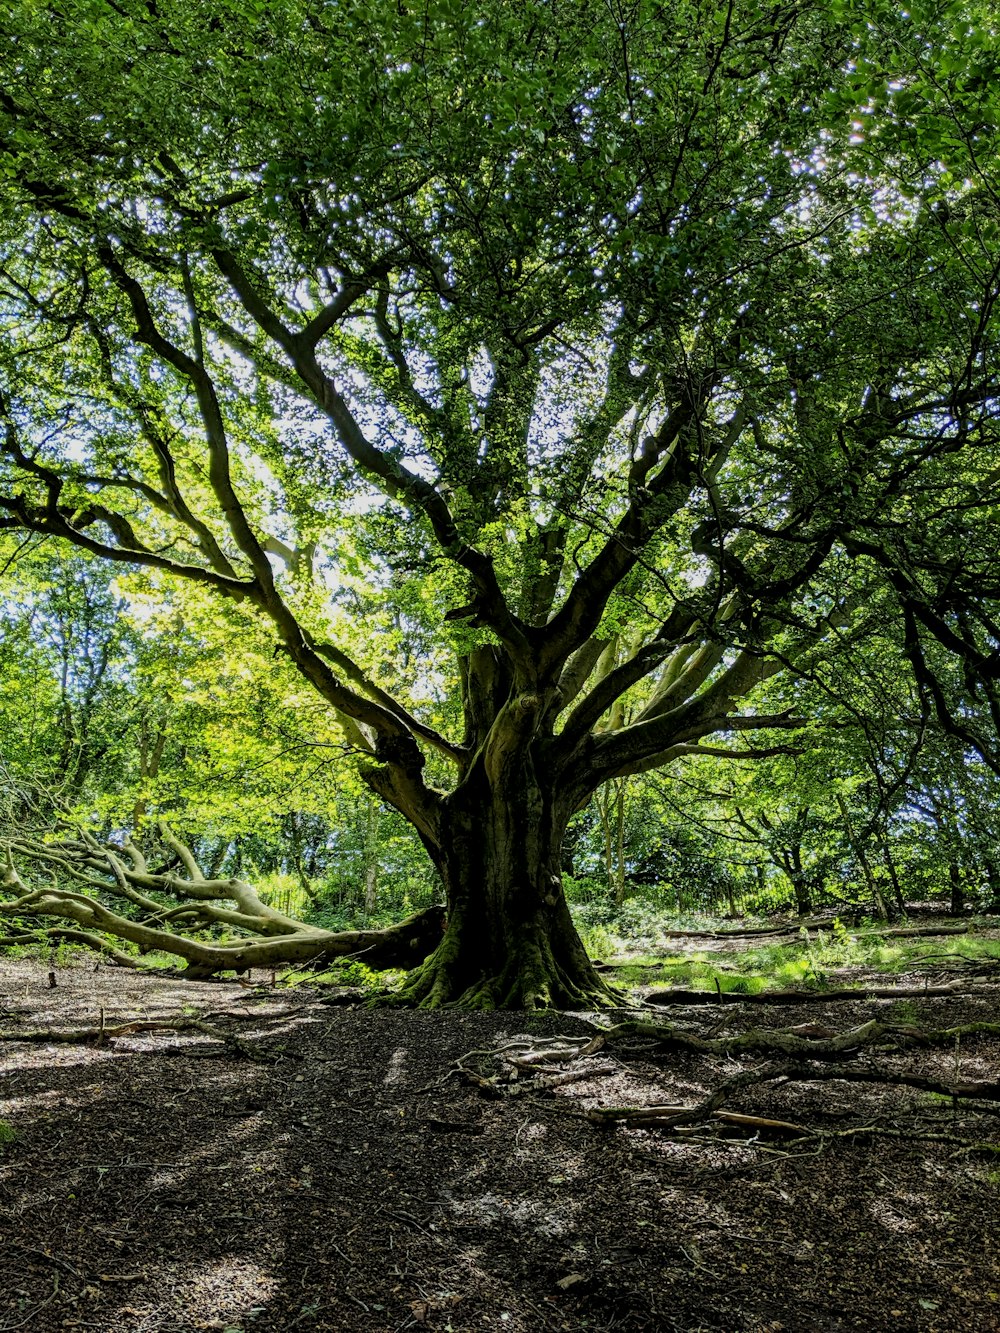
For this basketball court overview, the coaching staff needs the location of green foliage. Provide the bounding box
[600,915,1000,992]
[333,960,400,992]
[575,920,616,963]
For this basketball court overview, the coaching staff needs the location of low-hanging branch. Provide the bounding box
[1,823,444,978]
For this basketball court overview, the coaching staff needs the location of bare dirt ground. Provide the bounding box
[1,955,999,1333]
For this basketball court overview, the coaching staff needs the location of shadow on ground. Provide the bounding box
[1,960,999,1332]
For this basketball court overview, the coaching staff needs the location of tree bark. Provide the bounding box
[985,861,1000,914]
[396,767,620,1009]
[881,840,907,918]
[363,796,379,916]
[786,846,813,917]
[836,792,887,920]
[949,861,966,916]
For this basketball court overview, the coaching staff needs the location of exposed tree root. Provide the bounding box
[450,1018,1000,1155]
[580,1016,1000,1060]
[393,933,626,1010]
[788,1126,1000,1154]
[585,1059,1000,1132]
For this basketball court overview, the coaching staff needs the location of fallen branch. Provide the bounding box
[863,925,969,939]
[443,1035,619,1098]
[653,922,969,942]
[587,1104,808,1134]
[646,983,971,1007]
[656,916,840,940]
[0,1015,271,1060]
[580,1016,1000,1061]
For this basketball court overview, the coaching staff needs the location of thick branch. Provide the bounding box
[209,248,533,663]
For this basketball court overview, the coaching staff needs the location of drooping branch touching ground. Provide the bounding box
[1,824,444,978]
[0,927,161,971]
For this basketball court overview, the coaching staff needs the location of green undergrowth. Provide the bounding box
[608,923,1000,993]
[277,959,408,994]
[572,900,758,955]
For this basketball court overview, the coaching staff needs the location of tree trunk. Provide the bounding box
[985,861,1000,914]
[614,782,627,905]
[787,846,813,917]
[881,840,907,918]
[949,862,966,916]
[397,773,620,1009]
[363,797,379,916]
[597,781,628,904]
[836,793,887,920]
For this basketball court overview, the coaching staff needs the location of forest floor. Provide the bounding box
[1,928,1000,1333]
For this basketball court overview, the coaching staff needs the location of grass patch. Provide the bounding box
[278,959,408,993]
[606,919,1000,994]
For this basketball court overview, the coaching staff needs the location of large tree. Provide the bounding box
[1,0,999,1005]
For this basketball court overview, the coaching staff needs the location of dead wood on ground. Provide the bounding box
[645,982,975,1006]
[0,1013,272,1059]
[446,1017,1000,1155]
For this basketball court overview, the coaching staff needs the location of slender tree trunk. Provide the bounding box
[787,846,813,917]
[363,797,379,916]
[985,861,1000,914]
[725,880,738,918]
[754,863,766,911]
[287,813,320,904]
[597,782,628,904]
[598,787,615,897]
[397,769,619,1009]
[949,862,966,916]
[614,783,627,905]
[836,793,887,920]
[881,841,906,918]
[133,716,168,830]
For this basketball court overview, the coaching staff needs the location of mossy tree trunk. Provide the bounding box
[397,762,618,1010]
[370,629,785,1008]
